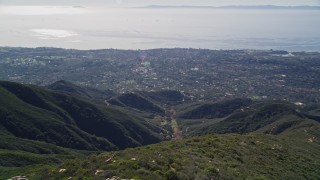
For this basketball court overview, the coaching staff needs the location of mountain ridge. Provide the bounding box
[0,81,164,151]
[141,5,320,10]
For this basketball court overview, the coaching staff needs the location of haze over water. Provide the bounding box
[0,5,320,51]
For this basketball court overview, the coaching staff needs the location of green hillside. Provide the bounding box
[107,92,165,114]
[0,81,164,151]
[1,81,320,179]
[47,80,115,103]
[178,98,253,119]
[140,90,186,106]
[195,102,303,135]
[20,131,320,179]
[176,99,313,137]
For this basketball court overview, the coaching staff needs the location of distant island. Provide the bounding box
[140,5,320,10]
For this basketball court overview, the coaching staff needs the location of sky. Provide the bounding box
[0,0,319,6]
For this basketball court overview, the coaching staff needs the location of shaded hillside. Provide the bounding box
[47,80,115,103]
[178,98,253,119]
[141,90,186,106]
[107,92,165,114]
[300,104,320,122]
[24,131,320,179]
[0,81,164,151]
[191,101,305,135]
[107,90,186,114]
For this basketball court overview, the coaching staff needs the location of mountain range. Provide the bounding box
[0,81,165,152]
[142,5,320,10]
[1,80,320,179]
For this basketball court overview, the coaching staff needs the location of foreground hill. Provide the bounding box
[0,81,164,152]
[21,131,320,179]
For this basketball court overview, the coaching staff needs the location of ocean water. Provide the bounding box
[0,6,320,51]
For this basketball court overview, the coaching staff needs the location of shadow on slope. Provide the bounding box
[0,81,164,151]
[47,80,115,103]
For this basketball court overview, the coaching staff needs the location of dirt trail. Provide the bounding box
[168,108,182,140]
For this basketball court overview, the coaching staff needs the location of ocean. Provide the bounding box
[0,6,319,51]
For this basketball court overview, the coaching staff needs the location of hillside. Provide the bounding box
[177,99,312,137]
[47,80,115,103]
[19,130,320,179]
[107,90,186,115]
[197,103,302,134]
[141,90,186,106]
[0,81,164,151]
[1,81,320,179]
[107,92,165,115]
[178,98,253,119]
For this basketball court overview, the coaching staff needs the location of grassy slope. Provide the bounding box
[0,138,93,179]
[23,130,320,179]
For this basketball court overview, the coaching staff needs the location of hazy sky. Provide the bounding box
[0,0,319,6]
